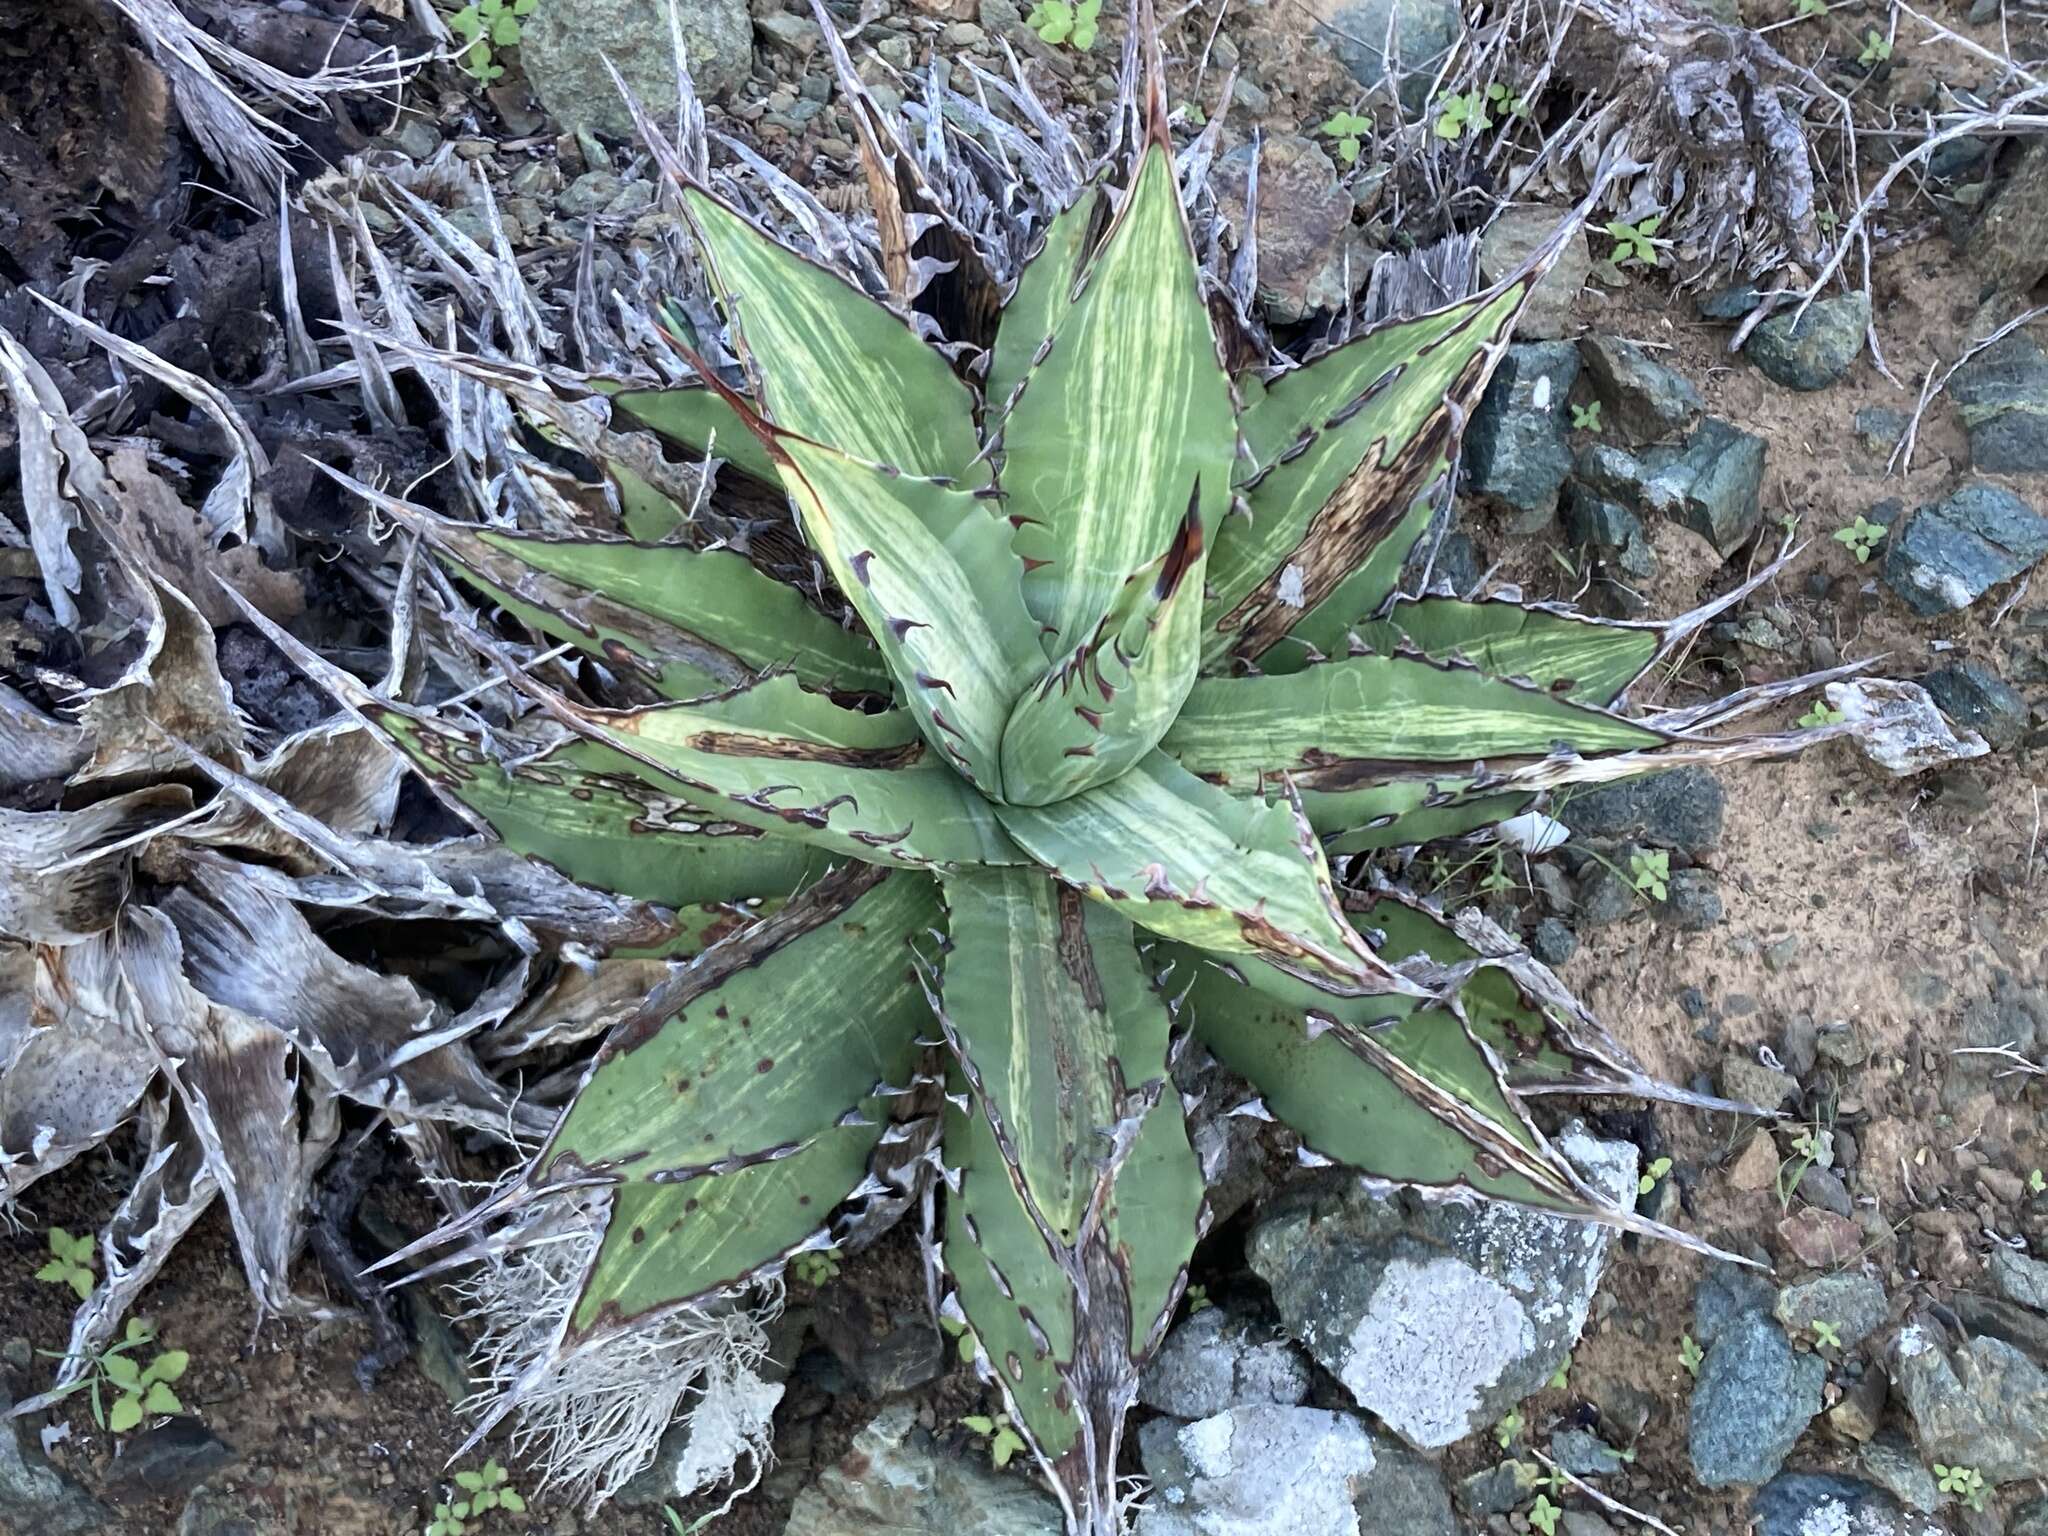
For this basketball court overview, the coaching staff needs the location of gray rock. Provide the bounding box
[1854,407,1910,456]
[1551,1427,1626,1477]
[1964,140,2048,297]
[0,1387,104,1535]
[1140,1306,1312,1420]
[1698,283,1763,321]
[178,1486,285,1536]
[1750,1473,1945,1536]
[1562,485,1643,550]
[1556,766,1724,851]
[1572,867,1636,926]
[1947,975,2048,1110]
[1950,1293,2048,1369]
[1744,294,1870,390]
[1858,1429,1943,1513]
[1574,421,1766,554]
[1464,343,1581,527]
[1923,661,2030,751]
[1688,1311,1825,1488]
[2014,1496,2048,1536]
[104,1419,234,1503]
[401,1289,471,1407]
[1889,1324,2048,1484]
[1529,916,1576,966]
[1478,207,1591,340]
[1309,0,1459,111]
[1719,1054,1799,1112]
[1247,1123,1635,1449]
[1658,869,1723,931]
[1134,1406,1455,1536]
[782,1403,1062,1536]
[1796,1165,1855,1220]
[1578,336,1704,443]
[1774,1270,1888,1348]
[1560,1516,1618,1536]
[522,0,753,138]
[1991,1248,2048,1314]
[1213,138,1370,323]
[1695,1264,1776,1347]
[1882,482,2048,616]
[1949,330,2048,473]
[1454,1459,1543,1516]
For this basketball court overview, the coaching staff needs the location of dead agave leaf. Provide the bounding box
[75,584,247,786]
[0,784,195,944]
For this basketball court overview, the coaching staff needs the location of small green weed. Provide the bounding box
[1433,90,1490,139]
[1027,0,1099,49]
[1678,1334,1704,1376]
[42,1318,187,1434]
[1798,702,1844,728]
[1795,0,1826,15]
[939,1313,979,1363]
[1548,1360,1571,1391]
[1529,1493,1562,1535]
[34,1228,95,1301]
[1494,1407,1525,1448]
[1184,1283,1214,1314]
[1832,513,1886,563]
[1858,29,1892,65]
[1571,401,1602,431]
[1319,111,1373,166]
[1638,1156,1673,1196]
[428,1460,526,1535]
[1606,215,1662,268]
[790,1248,842,1286]
[447,0,537,83]
[2030,1168,2045,1195]
[961,1411,1028,1468]
[1629,849,1669,902]
[1810,1319,1843,1350]
[1934,1464,1987,1511]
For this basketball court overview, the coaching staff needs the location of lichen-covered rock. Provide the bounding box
[1139,1305,1312,1420]
[1749,1472,1944,1536]
[1889,1324,2048,1484]
[522,0,754,139]
[1246,1123,1635,1449]
[1307,0,1458,111]
[1882,482,2048,616]
[1212,138,1370,324]
[782,1404,1062,1536]
[1773,1270,1889,1349]
[1950,330,2048,473]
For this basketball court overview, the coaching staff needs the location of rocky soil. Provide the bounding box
[4,0,2048,1533]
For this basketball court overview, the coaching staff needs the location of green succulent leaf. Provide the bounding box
[681,187,983,480]
[936,868,1202,1476]
[1001,142,1236,652]
[1162,652,1664,833]
[992,751,1404,995]
[415,518,895,701]
[998,490,1207,804]
[1348,597,1662,705]
[1203,282,1528,666]
[764,431,1047,797]
[541,868,935,1335]
[605,382,782,487]
[984,188,1103,414]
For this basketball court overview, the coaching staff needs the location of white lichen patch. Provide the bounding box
[1156,1407,1377,1536]
[1338,1256,1532,1446]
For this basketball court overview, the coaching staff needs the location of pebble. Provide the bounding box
[1688,1310,1824,1487]
[1744,294,1870,390]
[1718,1055,1799,1112]
[1774,1270,1888,1347]
[1529,916,1577,966]
[1729,1132,1780,1192]
[1922,660,2031,751]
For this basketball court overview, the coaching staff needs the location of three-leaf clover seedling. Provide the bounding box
[1027,0,1099,48]
[34,1228,95,1301]
[1832,513,1886,563]
[1319,111,1373,166]
[960,1411,1028,1468]
[447,0,537,83]
[1606,215,1663,268]
[1629,849,1670,902]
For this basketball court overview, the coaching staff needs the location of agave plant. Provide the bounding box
[258,46,1846,1534]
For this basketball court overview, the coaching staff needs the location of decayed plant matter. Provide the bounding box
[231,23,1856,1534]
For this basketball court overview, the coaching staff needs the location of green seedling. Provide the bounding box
[1638,1155,1673,1196]
[1832,513,1886,563]
[1184,1283,1214,1314]
[1629,849,1669,902]
[939,1313,979,1364]
[2030,1168,2045,1195]
[790,1248,842,1286]
[1495,1406,1525,1448]
[1858,29,1892,65]
[454,1458,526,1516]
[1606,215,1663,268]
[961,1411,1028,1468]
[447,0,536,83]
[1433,89,1491,139]
[1795,0,1826,15]
[34,1227,95,1301]
[1810,1319,1843,1350]
[1027,0,1100,48]
[1529,1493,1562,1535]
[1679,1334,1704,1376]
[1934,1464,1986,1511]
[1548,1360,1571,1391]
[41,1318,188,1434]
[1798,702,1844,728]
[1319,111,1373,166]
[1571,401,1602,431]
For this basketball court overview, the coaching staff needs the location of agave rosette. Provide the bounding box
[282,41,1846,1532]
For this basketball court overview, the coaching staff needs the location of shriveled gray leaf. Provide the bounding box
[0,683,88,793]
[75,586,246,786]
[0,785,195,945]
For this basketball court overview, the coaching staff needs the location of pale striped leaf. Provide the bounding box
[1349,597,1661,705]
[608,382,781,485]
[1001,143,1235,649]
[984,187,1102,415]
[682,187,983,480]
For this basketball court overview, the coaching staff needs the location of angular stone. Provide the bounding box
[1561,484,1642,550]
[1882,482,2048,616]
[1949,330,2048,473]
[1578,336,1703,443]
[1574,421,1765,554]
[1658,868,1722,931]
[1779,1209,1864,1270]
[1694,1263,1775,1347]
[1464,342,1581,526]
[1854,407,1910,456]
[1550,1427,1626,1477]
[0,1384,104,1536]
[1889,1325,2048,1484]
[522,0,754,138]
[1990,1248,2048,1314]
[1718,1055,1798,1112]
[1134,1406,1455,1536]
[1309,0,1459,111]
[1213,137,1369,324]
[1247,1124,1635,1448]
[1750,1472,1943,1536]
[1745,294,1870,391]
[1454,1459,1543,1516]
[782,1404,1062,1536]
[1923,660,2030,751]
[1556,766,1724,850]
[1774,1270,1888,1348]
[1688,1311,1824,1488]
[1139,1306,1312,1421]
[1858,1429,1943,1513]
[1479,207,1591,340]
[1529,916,1576,966]
[1965,140,2048,297]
